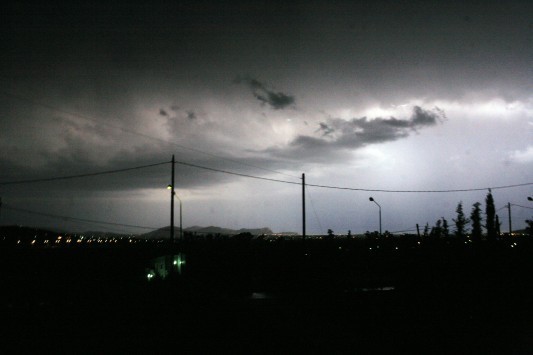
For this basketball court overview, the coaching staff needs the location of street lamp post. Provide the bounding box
[369,197,382,236]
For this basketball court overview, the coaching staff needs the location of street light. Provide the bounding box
[528,197,533,202]
[167,184,183,240]
[369,197,382,236]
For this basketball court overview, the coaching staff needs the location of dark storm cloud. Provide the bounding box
[267,106,443,161]
[161,106,199,134]
[317,122,334,136]
[186,110,197,120]
[234,77,295,110]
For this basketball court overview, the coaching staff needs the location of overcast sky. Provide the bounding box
[1,1,532,235]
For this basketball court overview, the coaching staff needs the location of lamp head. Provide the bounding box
[167,184,173,190]
[369,197,374,202]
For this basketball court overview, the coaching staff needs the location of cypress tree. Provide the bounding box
[471,202,482,242]
[526,218,533,237]
[485,189,496,241]
[453,202,470,239]
[495,214,501,237]
[442,218,449,238]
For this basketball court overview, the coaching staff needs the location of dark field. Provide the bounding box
[2,237,533,353]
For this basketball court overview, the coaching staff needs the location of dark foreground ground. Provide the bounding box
[2,237,533,354]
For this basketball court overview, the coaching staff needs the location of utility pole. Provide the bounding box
[508,202,512,236]
[179,197,183,241]
[170,155,175,242]
[302,173,306,240]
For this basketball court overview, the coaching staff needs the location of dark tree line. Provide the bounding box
[427,189,510,241]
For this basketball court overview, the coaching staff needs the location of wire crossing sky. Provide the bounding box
[1,1,531,234]
[1,158,531,193]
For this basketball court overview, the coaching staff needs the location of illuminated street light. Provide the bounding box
[369,197,382,236]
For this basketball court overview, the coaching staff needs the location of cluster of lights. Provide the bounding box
[146,256,186,281]
[9,235,157,246]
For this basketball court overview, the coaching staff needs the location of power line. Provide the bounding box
[390,228,418,234]
[0,90,299,179]
[2,154,531,195]
[0,161,170,186]
[305,182,533,193]
[511,203,533,210]
[2,204,160,231]
[173,159,302,184]
[176,160,533,193]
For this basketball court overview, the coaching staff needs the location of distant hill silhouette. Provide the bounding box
[0,225,277,241]
[141,226,274,239]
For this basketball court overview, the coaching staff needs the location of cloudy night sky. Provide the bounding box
[1,1,532,235]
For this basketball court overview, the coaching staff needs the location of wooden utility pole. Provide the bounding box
[170,155,175,242]
[508,202,512,236]
[302,173,306,240]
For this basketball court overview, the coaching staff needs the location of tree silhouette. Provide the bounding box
[526,218,533,237]
[423,223,429,237]
[470,202,482,242]
[485,189,496,241]
[442,218,449,238]
[453,202,470,239]
[430,219,442,238]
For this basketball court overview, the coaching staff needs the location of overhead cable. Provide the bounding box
[172,159,302,185]
[511,203,533,210]
[305,182,533,193]
[3,204,160,230]
[0,161,170,186]
[1,156,531,194]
